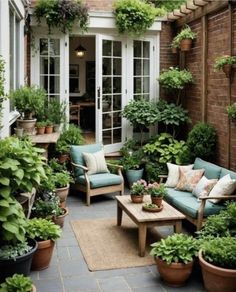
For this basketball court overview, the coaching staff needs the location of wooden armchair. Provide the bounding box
[70,144,124,206]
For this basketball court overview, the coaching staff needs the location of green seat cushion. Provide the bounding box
[172,195,225,219]
[220,167,236,180]
[165,188,192,204]
[70,143,102,176]
[77,173,122,189]
[193,158,222,179]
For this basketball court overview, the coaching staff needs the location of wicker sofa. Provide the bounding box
[161,158,236,230]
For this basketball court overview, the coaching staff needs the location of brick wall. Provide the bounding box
[85,0,115,11]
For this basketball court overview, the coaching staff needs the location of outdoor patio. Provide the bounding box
[30,190,204,292]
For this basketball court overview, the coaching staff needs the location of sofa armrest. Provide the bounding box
[158,174,168,184]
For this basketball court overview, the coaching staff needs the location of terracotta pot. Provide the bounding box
[155,257,194,287]
[52,207,69,228]
[58,153,70,164]
[171,47,178,54]
[31,240,55,271]
[151,197,163,207]
[17,119,37,135]
[199,250,236,292]
[130,194,143,203]
[55,185,69,203]
[222,64,232,78]
[36,127,45,135]
[60,201,66,208]
[45,126,53,134]
[180,38,192,51]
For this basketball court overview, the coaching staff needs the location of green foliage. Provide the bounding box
[36,121,47,128]
[53,171,73,188]
[46,99,67,125]
[34,0,89,34]
[201,237,236,269]
[150,233,198,265]
[197,202,236,239]
[0,274,33,292]
[32,193,63,218]
[0,241,31,260]
[130,179,147,195]
[143,203,159,208]
[214,55,236,71]
[49,158,67,173]
[175,25,197,43]
[143,133,188,165]
[120,150,144,171]
[148,0,187,12]
[106,159,122,174]
[114,0,165,36]
[26,218,62,241]
[9,86,46,119]
[146,182,167,197]
[56,124,84,154]
[120,139,140,156]
[186,122,217,161]
[145,161,167,182]
[226,103,236,121]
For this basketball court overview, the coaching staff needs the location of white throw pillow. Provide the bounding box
[82,150,109,175]
[192,176,218,199]
[165,163,193,188]
[208,174,236,204]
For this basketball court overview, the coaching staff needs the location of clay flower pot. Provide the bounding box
[180,39,192,51]
[17,118,37,135]
[155,257,194,287]
[45,125,53,134]
[130,194,143,203]
[31,240,55,271]
[55,185,70,204]
[36,127,45,135]
[222,64,232,78]
[151,197,163,207]
[199,250,236,292]
[52,207,69,228]
[171,47,178,54]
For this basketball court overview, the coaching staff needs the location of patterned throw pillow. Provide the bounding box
[82,150,109,175]
[192,176,218,199]
[208,174,236,204]
[165,163,194,188]
[175,168,205,192]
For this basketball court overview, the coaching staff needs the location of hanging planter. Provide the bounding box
[171,25,197,52]
[214,55,236,78]
[226,103,236,122]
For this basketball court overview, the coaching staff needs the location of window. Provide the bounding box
[133,40,150,100]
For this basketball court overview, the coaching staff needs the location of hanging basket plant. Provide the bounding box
[34,0,89,34]
[171,25,197,52]
[214,55,236,78]
[113,0,165,36]
[226,103,236,122]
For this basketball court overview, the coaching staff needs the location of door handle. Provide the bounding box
[97,87,101,109]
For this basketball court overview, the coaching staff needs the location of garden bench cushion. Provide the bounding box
[220,168,236,180]
[76,173,122,189]
[171,195,224,219]
[70,143,102,176]
[165,187,192,204]
[193,158,222,179]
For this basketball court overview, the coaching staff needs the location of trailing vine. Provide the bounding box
[0,55,6,130]
[34,0,89,34]
[113,0,165,36]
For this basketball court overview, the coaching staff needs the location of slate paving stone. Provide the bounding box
[125,272,161,288]
[33,278,64,292]
[98,276,131,292]
[57,237,79,247]
[68,246,84,260]
[63,275,100,292]
[60,259,90,277]
[57,246,70,260]
[133,286,164,292]
[38,264,60,279]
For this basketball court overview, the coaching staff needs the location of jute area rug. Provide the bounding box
[71,216,158,271]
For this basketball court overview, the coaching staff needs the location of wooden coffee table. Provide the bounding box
[116,195,186,257]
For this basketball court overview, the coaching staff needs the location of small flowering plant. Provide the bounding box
[130,179,147,196]
[146,183,167,198]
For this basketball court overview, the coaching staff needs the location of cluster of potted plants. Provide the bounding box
[171,25,197,53]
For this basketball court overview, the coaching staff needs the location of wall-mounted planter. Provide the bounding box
[180,39,192,51]
[171,47,178,54]
[222,64,232,78]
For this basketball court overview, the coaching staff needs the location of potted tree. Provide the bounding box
[0,274,36,292]
[26,218,62,270]
[174,25,197,51]
[146,182,167,207]
[130,179,147,203]
[214,55,236,78]
[9,86,46,134]
[199,237,236,292]
[150,233,198,287]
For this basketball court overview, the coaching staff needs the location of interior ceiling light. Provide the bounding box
[75,44,86,58]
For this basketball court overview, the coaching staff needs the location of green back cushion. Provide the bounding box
[220,168,236,180]
[193,158,222,179]
[70,143,102,176]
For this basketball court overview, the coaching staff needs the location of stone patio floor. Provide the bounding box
[30,190,205,292]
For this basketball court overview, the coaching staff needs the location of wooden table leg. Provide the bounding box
[174,220,182,233]
[117,202,122,226]
[138,223,147,257]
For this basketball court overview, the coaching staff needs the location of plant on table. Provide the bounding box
[146,182,167,206]
[226,103,236,121]
[46,99,67,126]
[0,274,34,292]
[113,0,165,36]
[130,179,147,203]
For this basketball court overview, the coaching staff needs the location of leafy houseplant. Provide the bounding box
[0,274,35,292]
[158,67,194,105]
[122,99,160,145]
[226,103,236,122]
[150,233,198,287]
[34,0,89,34]
[146,182,167,206]
[46,99,67,130]
[113,0,165,36]
[36,121,46,135]
[172,25,197,51]
[130,179,147,203]
[214,55,236,78]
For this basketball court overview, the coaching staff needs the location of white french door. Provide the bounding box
[96,35,127,153]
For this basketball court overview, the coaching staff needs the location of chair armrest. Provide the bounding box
[199,195,236,201]
[106,162,123,170]
[71,162,88,172]
[158,174,168,183]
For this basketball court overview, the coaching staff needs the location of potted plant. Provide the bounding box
[226,103,236,122]
[158,67,194,105]
[199,237,236,292]
[130,179,147,203]
[146,182,167,207]
[150,233,198,287]
[14,127,24,137]
[0,137,46,282]
[53,171,73,206]
[142,203,163,212]
[26,218,62,270]
[46,99,67,132]
[55,124,84,163]
[45,120,53,134]
[0,274,36,292]
[214,55,236,78]
[170,37,179,54]
[9,86,46,134]
[35,121,46,135]
[113,0,164,36]
[174,25,197,51]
